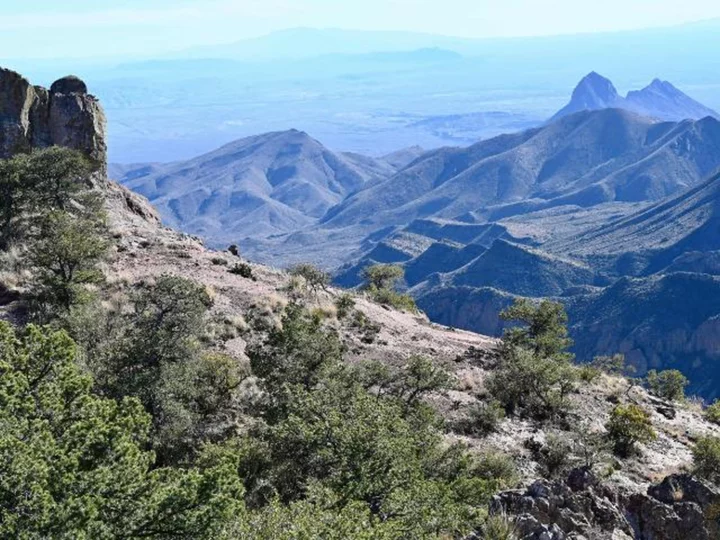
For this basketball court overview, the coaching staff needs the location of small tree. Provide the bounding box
[692,436,720,485]
[361,264,404,291]
[488,299,577,420]
[29,210,109,316]
[289,263,330,295]
[605,404,656,457]
[706,401,720,425]
[646,369,689,401]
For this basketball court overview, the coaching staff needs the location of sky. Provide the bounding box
[2,0,720,59]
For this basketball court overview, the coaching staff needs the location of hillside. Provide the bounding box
[321,108,720,233]
[5,67,720,539]
[115,129,395,240]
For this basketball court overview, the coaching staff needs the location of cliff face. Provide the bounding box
[0,69,106,169]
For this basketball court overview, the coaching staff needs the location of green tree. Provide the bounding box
[605,404,656,457]
[28,210,109,316]
[692,436,720,485]
[706,400,720,425]
[646,369,689,401]
[361,264,405,291]
[289,263,330,295]
[0,322,244,538]
[488,299,577,419]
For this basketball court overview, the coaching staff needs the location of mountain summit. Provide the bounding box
[551,72,622,120]
[552,72,719,122]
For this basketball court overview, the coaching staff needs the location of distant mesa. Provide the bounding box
[552,72,720,122]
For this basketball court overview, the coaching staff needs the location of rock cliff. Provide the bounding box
[0,68,106,169]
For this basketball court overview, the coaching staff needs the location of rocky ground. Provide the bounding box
[103,181,720,539]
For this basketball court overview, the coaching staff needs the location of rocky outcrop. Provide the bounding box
[491,469,720,539]
[0,68,106,169]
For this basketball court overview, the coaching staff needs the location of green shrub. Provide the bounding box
[605,404,656,457]
[646,369,689,401]
[288,263,330,295]
[692,436,720,485]
[368,286,418,312]
[706,401,720,425]
[0,322,244,538]
[537,433,573,478]
[360,264,404,290]
[211,256,228,265]
[334,292,356,319]
[460,400,506,436]
[229,262,256,280]
[482,513,519,540]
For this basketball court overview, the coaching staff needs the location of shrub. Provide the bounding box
[360,264,405,290]
[229,262,255,280]
[211,256,228,266]
[488,299,577,421]
[605,404,656,457]
[460,400,506,436]
[288,263,330,295]
[646,369,689,401]
[0,322,244,538]
[368,286,418,312]
[334,292,356,319]
[706,401,720,425]
[28,210,109,318]
[692,436,720,485]
[537,433,573,478]
[482,513,519,540]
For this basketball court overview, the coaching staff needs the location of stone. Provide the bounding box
[50,75,88,95]
[0,68,106,169]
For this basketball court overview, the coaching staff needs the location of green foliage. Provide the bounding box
[692,436,720,485]
[85,275,233,463]
[0,147,94,249]
[28,210,109,317]
[369,286,418,312]
[500,298,573,361]
[646,369,689,401]
[361,264,405,291]
[289,263,330,295]
[488,299,577,420]
[482,513,519,540]
[460,400,506,436]
[229,261,256,279]
[605,404,656,457]
[706,400,720,425]
[591,354,627,375]
[537,433,573,478]
[335,292,356,319]
[240,304,512,536]
[0,322,244,538]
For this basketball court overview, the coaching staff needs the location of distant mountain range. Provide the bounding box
[552,72,719,122]
[115,75,720,398]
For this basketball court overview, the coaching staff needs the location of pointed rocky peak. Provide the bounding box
[626,78,719,121]
[551,72,623,121]
[571,72,620,107]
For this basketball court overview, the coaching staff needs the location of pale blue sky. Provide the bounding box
[3,0,720,58]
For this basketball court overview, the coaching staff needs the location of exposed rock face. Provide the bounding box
[492,469,720,539]
[0,68,107,169]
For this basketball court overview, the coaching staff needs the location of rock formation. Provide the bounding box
[0,68,107,169]
[492,468,720,539]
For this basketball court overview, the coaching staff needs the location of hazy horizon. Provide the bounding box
[2,0,720,59]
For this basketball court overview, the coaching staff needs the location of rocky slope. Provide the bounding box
[4,67,720,539]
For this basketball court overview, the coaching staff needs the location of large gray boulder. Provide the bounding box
[0,68,107,169]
